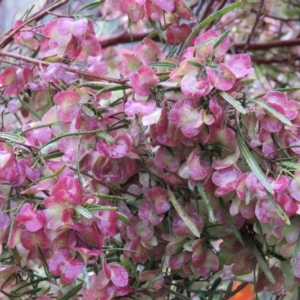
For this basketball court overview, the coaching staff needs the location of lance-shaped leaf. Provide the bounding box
[178,1,241,61]
[292,234,300,277]
[267,192,290,225]
[219,198,244,245]
[248,97,292,126]
[220,91,246,114]
[237,129,274,195]
[252,243,275,284]
[168,187,200,237]
[0,132,27,143]
[197,182,216,223]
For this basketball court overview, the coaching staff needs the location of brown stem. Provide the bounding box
[243,0,265,53]
[99,30,300,51]
[100,31,154,48]
[0,50,129,85]
[251,56,299,65]
[0,0,69,49]
[235,38,300,50]
[250,8,300,21]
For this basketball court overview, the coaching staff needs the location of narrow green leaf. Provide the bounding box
[75,205,93,219]
[19,98,42,120]
[14,278,49,292]
[219,198,244,245]
[75,0,104,15]
[178,1,241,60]
[245,189,251,205]
[168,187,200,238]
[267,192,290,225]
[197,182,216,223]
[58,282,83,300]
[187,60,205,68]
[276,87,300,92]
[98,85,129,95]
[27,165,66,187]
[293,235,300,278]
[252,243,275,284]
[236,130,274,194]
[240,78,255,85]
[78,81,122,89]
[41,129,113,150]
[21,4,35,21]
[21,288,42,295]
[0,132,26,143]
[223,280,234,300]
[43,151,64,160]
[213,29,230,49]
[195,38,217,50]
[248,98,292,126]
[21,123,54,135]
[85,204,118,211]
[82,105,95,117]
[281,161,300,170]
[117,212,130,223]
[30,45,41,58]
[209,277,222,291]
[164,286,192,300]
[256,87,300,98]
[158,81,178,87]
[220,91,246,114]
[94,193,127,201]
[149,19,166,41]
[149,62,177,69]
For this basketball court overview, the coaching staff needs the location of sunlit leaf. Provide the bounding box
[197,182,216,223]
[178,1,241,60]
[168,187,200,238]
[220,91,246,114]
[252,243,275,284]
[237,130,274,194]
[267,192,290,225]
[248,98,292,126]
[75,0,104,15]
[219,198,244,245]
[58,282,83,300]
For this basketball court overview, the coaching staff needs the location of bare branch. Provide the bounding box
[0,50,128,85]
[243,0,265,53]
[0,0,69,49]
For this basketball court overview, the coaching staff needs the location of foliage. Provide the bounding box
[0,0,300,299]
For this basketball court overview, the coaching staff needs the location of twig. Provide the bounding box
[243,0,265,53]
[235,38,300,50]
[0,50,129,85]
[99,31,300,51]
[0,0,69,49]
[251,8,300,22]
[100,31,154,48]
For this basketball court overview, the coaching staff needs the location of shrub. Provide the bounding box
[0,0,300,299]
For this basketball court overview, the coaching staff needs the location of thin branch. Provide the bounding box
[100,31,154,48]
[251,8,300,22]
[0,0,69,49]
[251,56,300,65]
[243,0,265,53]
[99,30,300,51]
[235,38,300,50]
[0,50,128,85]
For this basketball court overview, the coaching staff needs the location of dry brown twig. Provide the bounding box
[0,0,69,49]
